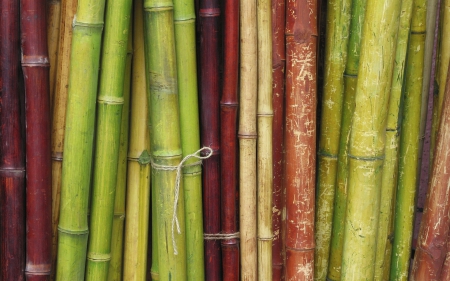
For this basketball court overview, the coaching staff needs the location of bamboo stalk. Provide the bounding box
[21,0,52,278]
[55,0,106,277]
[284,1,318,280]
[239,0,258,279]
[47,0,61,107]
[143,0,187,279]
[271,0,285,279]
[411,64,450,281]
[440,228,450,280]
[122,0,152,279]
[220,0,240,279]
[313,0,352,278]
[0,0,26,279]
[173,0,204,279]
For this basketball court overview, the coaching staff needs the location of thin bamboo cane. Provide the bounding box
[173,0,204,279]
[55,0,106,277]
[0,0,25,279]
[340,0,402,279]
[390,1,427,279]
[326,1,366,279]
[122,0,152,279]
[21,0,52,278]
[271,0,285,279]
[47,0,61,107]
[143,0,187,279]
[239,0,258,279]
[313,0,351,278]
[439,228,450,280]
[284,0,318,280]
[220,0,239,279]
[411,64,450,281]
[85,0,132,278]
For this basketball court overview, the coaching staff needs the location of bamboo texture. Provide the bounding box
[21,0,52,278]
[123,0,152,279]
[239,0,258,280]
[441,230,450,280]
[314,0,351,278]
[220,0,240,279]
[173,0,204,279]
[55,0,106,278]
[411,64,450,281]
[284,0,318,280]
[0,0,25,279]
[47,0,61,106]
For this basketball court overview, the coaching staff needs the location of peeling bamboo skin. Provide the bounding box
[411,68,450,281]
[314,0,351,278]
[440,231,450,280]
[340,0,402,278]
[47,0,61,106]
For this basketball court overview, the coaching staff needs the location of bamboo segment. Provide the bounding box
[123,0,152,279]
[340,0,402,279]
[440,229,450,280]
[327,1,366,279]
[239,0,258,280]
[389,1,426,279]
[55,0,106,278]
[0,0,25,279]
[107,27,132,281]
[313,0,351,278]
[411,65,450,281]
[21,0,52,278]
[284,0,318,280]
[373,0,413,279]
[144,0,187,279]
[220,0,240,279]
[173,0,204,279]
[271,0,285,279]
[47,0,61,106]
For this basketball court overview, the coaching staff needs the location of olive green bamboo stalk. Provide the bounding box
[107,26,132,281]
[314,0,352,279]
[144,0,187,280]
[55,0,106,278]
[122,0,152,279]
[326,1,366,280]
[47,0,61,106]
[173,0,204,279]
[340,0,402,279]
[257,0,273,279]
[373,0,414,279]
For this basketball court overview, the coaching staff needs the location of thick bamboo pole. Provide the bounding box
[220,0,240,279]
[313,0,351,278]
[440,229,450,280]
[340,0,402,279]
[55,0,106,278]
[47,0,61,106]
[284,1,318,280]
[0,0,25,279]
[21,0,52,278]
[239,0,258,280]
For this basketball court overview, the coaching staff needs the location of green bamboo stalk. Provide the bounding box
[340,0,402,279]
[55,0,106,278]
[314,0,352,279]
[122,0,152,279]
[326,1,366,279]
[143,0,187,280]
[107,20,133,281]
[373,0,414,279]
[173,0,204,279]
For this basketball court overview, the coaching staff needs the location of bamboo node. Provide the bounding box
[57,226,89,235]
[199,8,220,17]
[87,252,111,261]
[347,153,385,161]
[97,96,124,104]
[72,15,104,29]
[150,146,213,255]
[203,232,240,240]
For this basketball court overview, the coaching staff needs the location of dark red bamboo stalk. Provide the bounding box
[0,0,26,279]
[284,0,318,280]
[20,0,52,279]
[199,0,222,280]
[271,0,285,279]
[220,0,239,280]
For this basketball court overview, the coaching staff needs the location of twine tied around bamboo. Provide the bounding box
[150,146,213,255]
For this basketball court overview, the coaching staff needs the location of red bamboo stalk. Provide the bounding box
[199,0,222,279]
[0,0,26,279]
[439,227,450,280]
[220,0,239,279]
[271,0,285,279]
[284,0,318,280]
[411,64,450,281]
[20,0,52,279]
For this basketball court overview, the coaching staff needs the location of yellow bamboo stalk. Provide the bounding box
[47,0,61,107]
